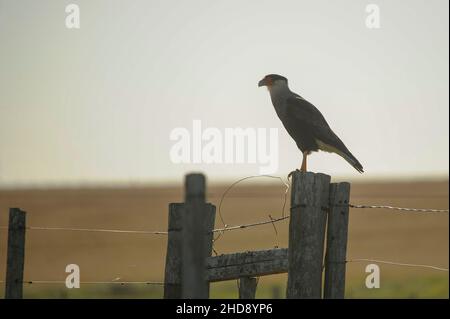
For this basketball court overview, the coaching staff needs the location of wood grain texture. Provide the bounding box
[164,202,215,298]
[324,182,350,299]
[163,203,183,299]
[5,208,26,299]
[182,174,208,299]
[286,171,330,299]
[206,248,288,282]
[239,277,257,299]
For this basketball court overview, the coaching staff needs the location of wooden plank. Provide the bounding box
[206,248,288,282]
[207,248,287,268]
[324,182,351,299]
[239,277,257,299]
[182,173,208,299]
[5,208,26,299]
[207,258,288,282]
[286,171,330,299]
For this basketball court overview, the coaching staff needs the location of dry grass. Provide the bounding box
[0,178,448,298]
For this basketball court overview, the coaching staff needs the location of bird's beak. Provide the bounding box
[258,78,266,87]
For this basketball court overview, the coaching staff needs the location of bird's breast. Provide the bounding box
[270,96,287,120]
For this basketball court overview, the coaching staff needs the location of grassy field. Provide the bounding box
[0,178,448,298]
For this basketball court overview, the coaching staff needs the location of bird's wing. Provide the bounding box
[285,95,337,145]
[286,95,364,173]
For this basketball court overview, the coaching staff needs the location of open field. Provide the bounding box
[0,178,448,298]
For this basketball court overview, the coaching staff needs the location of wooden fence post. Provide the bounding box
[286,171,330,299]
[239,277,257,299]
[164,203,183,299]
[203,203,216,297]
[5,208,26,299]
[182,173,210,299]
[164,201,215,299]
[324,182,351,299]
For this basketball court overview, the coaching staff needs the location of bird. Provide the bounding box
[258,74,364,173]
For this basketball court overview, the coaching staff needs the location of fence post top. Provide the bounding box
[330,181,351,189]
[290,170,331,180]
[185,173,206,197]
[10,208,26,214]
[9,208,26,224]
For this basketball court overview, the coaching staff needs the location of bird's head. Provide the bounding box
[258,74,288,90]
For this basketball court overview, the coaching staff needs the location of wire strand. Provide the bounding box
[0,280,165,285]
[212,174,290,251]
[349,204,448,213]
[0,204,447,236]
[26,226,168,235]
[211,215,289,233]
[0,257,446,287]
[217,174,290,227]
[346,258,449,272]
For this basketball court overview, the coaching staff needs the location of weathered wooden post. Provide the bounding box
[324,182,351,299]
[286,171,330,299]
[238,277,257,299]
[5,208,27,299]
[181,173,215,299]
[164,202,215,298]
[202,203,216,297]
[163,203,184,298]
[182,173,207,299]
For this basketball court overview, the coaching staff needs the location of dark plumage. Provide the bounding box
[259,74,364,173]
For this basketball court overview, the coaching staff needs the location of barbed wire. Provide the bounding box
[217,174,290,226]
[0,173,447,239]
[212,174,290,251]
[210,203,448,236]
[0,280,166,285]
[211,215,290,233]
[0,175,447,296]
[0,226,168,235]
[0,257,446,287]
[27,226,167,235]
[345,258,449,272]
[349,204,449,213]
[0,204,447,236]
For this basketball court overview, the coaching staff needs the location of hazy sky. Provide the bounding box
[0,0,448,187]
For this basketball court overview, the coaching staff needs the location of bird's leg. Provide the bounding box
[300,151,308,172]
[288,152,309,179]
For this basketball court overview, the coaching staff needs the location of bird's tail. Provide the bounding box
[316,137,364,174]
[341,150,364,174]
